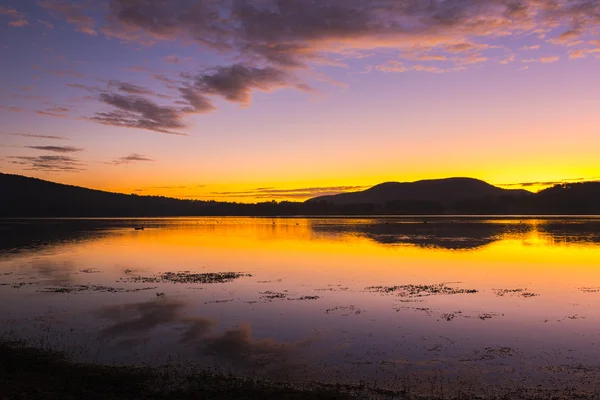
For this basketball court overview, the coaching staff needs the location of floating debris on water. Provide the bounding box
[325,305,364,316]
[288,296,320,301]
[123,271,252,284]
[366,283,478,297]
[260,291,287,300]
[204,299,234,304]
[494,288,539,297]
[37,285,157,293]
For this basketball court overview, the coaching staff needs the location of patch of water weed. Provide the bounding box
[315,285,350,292]
[461,346,518,362]
[80,268,100,273]
[123,271,251,284]
[394,306,434,316]
[256,279,283,284]
[10,282,35,289]
[476,312,500,320]
[367,283,477,298]
[260,291,287,300]
[439,312,461,321]
[288,296,320,301]
[494,288,539,298]
[325,305,364,316]
[204,299,234,304]
[38,285,157,293]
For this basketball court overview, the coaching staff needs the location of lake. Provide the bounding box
[1,217,600,397]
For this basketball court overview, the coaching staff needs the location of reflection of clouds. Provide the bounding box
[97,298,215,340]
[96,298,316,378]
[201,323,315,370]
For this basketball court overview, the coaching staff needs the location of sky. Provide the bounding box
[1,0,599,202]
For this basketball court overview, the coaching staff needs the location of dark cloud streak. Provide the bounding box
[26,145,83,153]
[8,155,84,172]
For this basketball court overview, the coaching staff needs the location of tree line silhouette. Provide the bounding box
[1,173,599,217]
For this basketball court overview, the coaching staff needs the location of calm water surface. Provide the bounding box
[1,217,600,395]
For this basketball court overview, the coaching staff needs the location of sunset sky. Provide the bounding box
[1,0,599,202]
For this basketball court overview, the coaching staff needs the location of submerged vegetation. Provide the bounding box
[123,271,252,284]
[365,284,478,297]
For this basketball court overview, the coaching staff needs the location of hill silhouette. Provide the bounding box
[309,178,530,205]
[1,173,599,217]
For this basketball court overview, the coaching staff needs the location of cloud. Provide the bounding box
[211,185,370,200]
[26,145,83,153]
[62,0,600,134]
[0,106,24,112]
[8,155,84,172]
[569,49,587,59]
[376,61,459,74]
[92,93,187,135]
[108,80,154,96]
[499,177,600,188]
[38,0,97,36]
[12,133,69,140]
[37,19,54,29]
[112,153,155,165]
[36,106,71,118]
[184,64,296,107]
[9,19,28,27]
[500,53,516,64]
[164,55,191,64]
[548,29,581,45]
[0,5,28,27]
[100,0,598,70]
[522,56,560,63]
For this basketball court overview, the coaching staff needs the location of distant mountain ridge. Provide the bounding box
[308,177,531,205]
[1,173,600,217]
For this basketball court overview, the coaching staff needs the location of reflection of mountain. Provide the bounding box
[309,178,530,206]
[311,220,534,250]
[0,220,120,254]
[537,221,600,245]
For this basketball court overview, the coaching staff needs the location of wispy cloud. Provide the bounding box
[8,155,84,172]
[112,153,155,165]
[0,5,28,27]
[12,133,69,140]
[36,106,71,118]
[26,145,83,153]
[522,56,560,63]
[499,178,600,188]
[0,106,24,112]
[211,185,370,200]
[38,0,97,36]
[92,93,187,135]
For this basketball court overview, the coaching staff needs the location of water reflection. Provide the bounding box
[1,217,600,395]
[311,220,534,249]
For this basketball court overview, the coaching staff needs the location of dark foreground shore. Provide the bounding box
[2,341,599,400]
[0,341,379,400]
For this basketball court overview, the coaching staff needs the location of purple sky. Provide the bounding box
[1,0,599,201]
